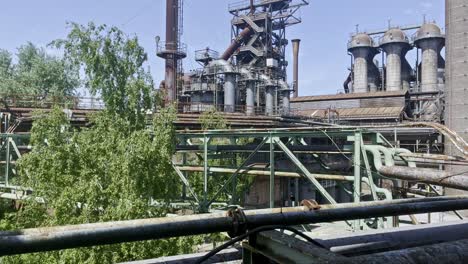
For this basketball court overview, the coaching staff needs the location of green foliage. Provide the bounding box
[1,107,203,263]
[0,43,79,96]
[53,22,155,129]
[0,23,207,263]
[199,108,229,130]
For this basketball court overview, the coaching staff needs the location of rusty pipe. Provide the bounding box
[292,39,300,98]
[176,165,352,181]
[378,166,468,191]
[2,197,468,256]
[220,27,254,61]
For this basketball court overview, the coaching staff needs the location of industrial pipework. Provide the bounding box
[2,197,468,256]
[292,39,300,98]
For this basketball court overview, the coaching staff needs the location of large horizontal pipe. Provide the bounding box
[176,144,343,152]
[176,166,353,181]
[378,166,468,191]
[2,197,468,256]
[319,220,468,256]
[352,238,468,264]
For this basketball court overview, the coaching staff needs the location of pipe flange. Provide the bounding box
[227,207,247,238]
[300,200,321,211]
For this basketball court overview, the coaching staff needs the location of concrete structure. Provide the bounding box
[348,33,379,93]
[380,28,412,91]
[445,0,468,187]
[414,23,446,92]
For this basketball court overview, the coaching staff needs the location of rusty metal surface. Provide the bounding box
[3,197,468,256]
[352,238,468,264]
[220,27,253,61]
[296,107,404,120]
[379,166,468,191]
[290,90,407,103]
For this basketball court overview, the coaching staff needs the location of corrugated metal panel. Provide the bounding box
[296,107,404,120]
[291,90,407,103]
[291,96,406,110]
[360,97,406,108]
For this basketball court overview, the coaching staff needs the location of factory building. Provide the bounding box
[292,22,446,126]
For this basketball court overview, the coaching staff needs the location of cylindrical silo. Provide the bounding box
[348,33,375,93]
[445,0,468,188]
[379,28,411,91]
[265,86,275,116]
[224,73,237,112]
[246,81,256,115]
[414,23,446,92]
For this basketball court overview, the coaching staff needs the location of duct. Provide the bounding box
[401,58,412,90]
[378,166,468,191]
[292,39,300,98]
[220,27,254,61]
[368,59,381,92]
[2,197,468,256]
[392,148,417,168]
[352,238,468,264]
[361,176,392,201]
[364,145,395,170]
[343,72,352,93]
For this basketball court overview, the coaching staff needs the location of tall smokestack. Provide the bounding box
[164,0,179,103]
[292,39,300,98]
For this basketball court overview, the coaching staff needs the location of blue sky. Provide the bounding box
[0,0,444,96]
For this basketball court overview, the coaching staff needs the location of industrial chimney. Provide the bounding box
[379,28,411,91]
[157,0,186,104]
[292,39,300,98]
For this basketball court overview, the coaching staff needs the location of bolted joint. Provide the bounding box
[227,207,247,238]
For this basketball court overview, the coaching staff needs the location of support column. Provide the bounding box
[269,135,275,208]
[353,131,362,230]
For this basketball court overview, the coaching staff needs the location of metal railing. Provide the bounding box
[195,49,219,61]
[156,41,187,57]
[177,102,286,116]
[0,94,105,110]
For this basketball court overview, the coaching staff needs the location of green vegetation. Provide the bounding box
[53,22,155,128]
[0,23,205,263]
[0,42,79,96]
